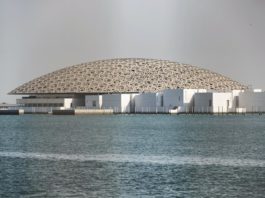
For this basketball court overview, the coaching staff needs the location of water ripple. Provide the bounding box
[0,151,265,167]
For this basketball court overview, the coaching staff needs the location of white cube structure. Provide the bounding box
[102,94,133,113]
[135,93,158,113]
[163,89,207,113]
[17,88,265,114]
[238,91,265,112]
[194,92,233,113]
[85,95,102,109]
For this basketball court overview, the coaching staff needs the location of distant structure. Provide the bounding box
[10,58,246,94]
[0,103,18,110]
[8,58,265,114]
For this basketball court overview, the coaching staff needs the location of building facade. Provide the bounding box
[10,58,264,114]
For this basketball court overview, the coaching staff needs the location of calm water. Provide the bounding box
[0,114,265,197]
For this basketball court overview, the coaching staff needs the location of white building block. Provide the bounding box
[135,93,157,113]
[85,95,102,109]
[163,89,207,113]
[239,91,265,112]
[102,94,132,113]
[194,92,233,113]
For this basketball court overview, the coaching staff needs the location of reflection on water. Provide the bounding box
[0,115,265,197]
[1,151,265,167]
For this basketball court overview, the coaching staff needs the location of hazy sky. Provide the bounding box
[1,0,265,103]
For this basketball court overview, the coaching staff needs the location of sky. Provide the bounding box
[1,0,265,103]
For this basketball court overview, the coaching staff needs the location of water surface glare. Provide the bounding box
[1,151,265,167]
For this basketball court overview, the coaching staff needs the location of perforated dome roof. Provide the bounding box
[10,58,247,94]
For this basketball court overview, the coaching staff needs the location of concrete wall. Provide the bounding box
[129,94,139,113]
[239,92,265,112]
[135,93,157,113]
[155,92,167,112]
[194,92,233,113]
[194,93,213,113]
[121,94,131,113]
[102,94,131,113]
[102,94,121,112]
[163,89,207,113]
[75,109,113,115]
[163,89,183,108]
[230,90,244,111]
[212,93,232,113]
[71,97,85,107]
[64,99,73,108]
[182,89,207,112]
[85,95,102,109]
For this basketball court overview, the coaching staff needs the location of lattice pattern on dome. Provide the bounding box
[10,58,247,94]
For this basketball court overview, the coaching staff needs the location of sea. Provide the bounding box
[0,114,265,197]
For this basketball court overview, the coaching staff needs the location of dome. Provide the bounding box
[10,58,247,94]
